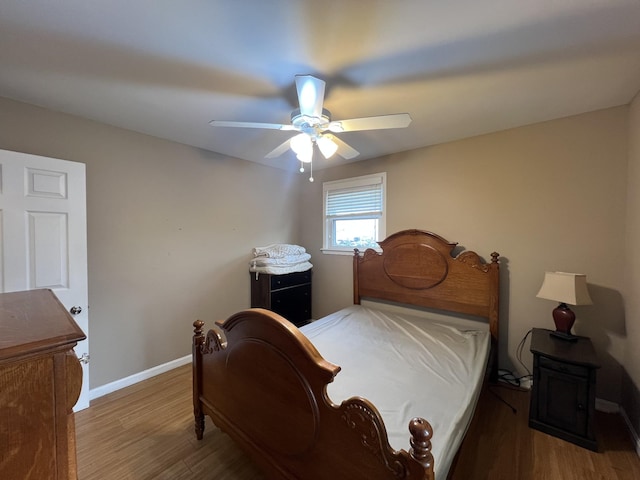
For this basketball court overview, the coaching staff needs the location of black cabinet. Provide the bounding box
[250,270,312,327]
[529,328,600,451]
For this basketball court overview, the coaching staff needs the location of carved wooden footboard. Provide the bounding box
[193,309,435,480]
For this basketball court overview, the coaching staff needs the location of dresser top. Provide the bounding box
[0,289,86,361]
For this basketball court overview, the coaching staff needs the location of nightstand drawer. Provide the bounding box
[251,270,312,328]
[271,284,311,325]
[271,271,311,290]
[539,356,589,377]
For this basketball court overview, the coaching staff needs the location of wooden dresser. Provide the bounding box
[250,270,312,327]
[0,289,86,479]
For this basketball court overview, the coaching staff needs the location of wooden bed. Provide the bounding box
[192,229,500,480]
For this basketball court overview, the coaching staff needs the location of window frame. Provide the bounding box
[321,172,387,255]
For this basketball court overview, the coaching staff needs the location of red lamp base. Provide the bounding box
[550,303,578,342]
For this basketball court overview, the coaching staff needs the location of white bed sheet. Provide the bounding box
[300,304,490,480]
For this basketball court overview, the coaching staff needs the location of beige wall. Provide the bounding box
[0,95,634,407]
[0,97,300,388]
[624,93,640,435]
[300,107,629,402]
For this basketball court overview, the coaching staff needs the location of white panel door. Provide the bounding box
[0,149,90,410]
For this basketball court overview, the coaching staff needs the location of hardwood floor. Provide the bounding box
[75,365,640,480]
[451,385,640,480]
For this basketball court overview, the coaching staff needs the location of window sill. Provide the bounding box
[321,248,382,256]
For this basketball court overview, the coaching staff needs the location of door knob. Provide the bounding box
[70,306,82,315]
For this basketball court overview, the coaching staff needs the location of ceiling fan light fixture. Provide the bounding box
[296,150,313,163]
[290,133,312,156]
[317,135,338,159]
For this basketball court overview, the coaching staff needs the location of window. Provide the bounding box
[322,172,386,254]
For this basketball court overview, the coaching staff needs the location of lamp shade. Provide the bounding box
[536,272,592,306]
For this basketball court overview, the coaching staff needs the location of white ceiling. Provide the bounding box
[1,0,640,171]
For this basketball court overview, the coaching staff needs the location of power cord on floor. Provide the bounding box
[488,386,517,414]
[496,329,534,388]
[497,369,532,388]
[488,329,535,414]
[516,328,533,379]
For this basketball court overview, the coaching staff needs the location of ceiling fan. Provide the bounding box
[209,75,411,179]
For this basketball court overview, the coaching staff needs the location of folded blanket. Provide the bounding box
[250,261,313,276]
[250,253,311,267]
[252,244,306,258]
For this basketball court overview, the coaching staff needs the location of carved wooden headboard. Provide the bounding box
[353,229,500,371]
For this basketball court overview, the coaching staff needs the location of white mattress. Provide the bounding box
[300,304,490,480]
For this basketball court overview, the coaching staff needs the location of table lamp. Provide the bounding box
[536,271,592,341]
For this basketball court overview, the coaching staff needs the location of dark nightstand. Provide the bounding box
[250,270,312,327]
[529,328,600,451]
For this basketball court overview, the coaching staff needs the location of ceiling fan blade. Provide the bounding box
[328,113,412,133]
[295,75,326,118]
[326,134,360,160]
[264,138,293,159]
[210,120,297,130]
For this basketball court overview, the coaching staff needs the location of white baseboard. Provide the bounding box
[620,406,640,458]
[595,397,620,414]
[89,354,191,402]
[594,398,639,458]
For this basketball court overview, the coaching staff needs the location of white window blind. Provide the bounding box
[326,183,383,217]
[322,173,386,254]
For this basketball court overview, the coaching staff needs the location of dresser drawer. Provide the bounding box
[270,271,311,290]
[251,270,312,327]
[539,356,589,377]
[271,284,311,325]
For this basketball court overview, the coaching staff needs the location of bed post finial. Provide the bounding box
[409,417,434,472]
[491,252,499,264]
[193,319,205,337]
